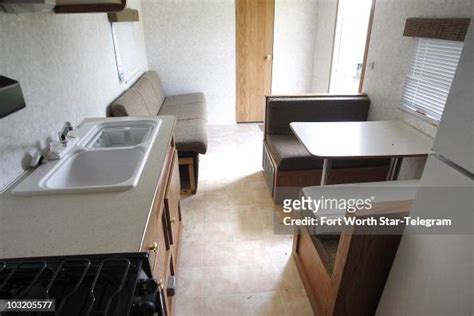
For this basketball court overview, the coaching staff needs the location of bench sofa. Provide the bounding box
[109,70,207,193]
[262,93,391,203]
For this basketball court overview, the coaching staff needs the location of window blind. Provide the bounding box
[111,22,142,84]
[400,38,464,123]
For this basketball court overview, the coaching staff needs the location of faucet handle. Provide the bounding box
[64,121,73,131]
[59,121,73,143]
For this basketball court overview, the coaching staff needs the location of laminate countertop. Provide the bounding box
[0,116,176,259]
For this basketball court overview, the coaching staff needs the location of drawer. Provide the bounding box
[165,150,182,259]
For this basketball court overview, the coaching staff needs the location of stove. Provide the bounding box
[0,253,165,316]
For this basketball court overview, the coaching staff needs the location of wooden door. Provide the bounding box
[236,0,275,122]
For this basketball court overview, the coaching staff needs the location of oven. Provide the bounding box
[0,253,166,315]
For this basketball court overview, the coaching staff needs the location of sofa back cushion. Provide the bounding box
[142,71,166,108]
[110,70,166,117]
[133,77,162,115]
[265,96,370,135]
[111,88,151,116]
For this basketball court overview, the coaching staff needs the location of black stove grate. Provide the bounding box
[0,253,150,316]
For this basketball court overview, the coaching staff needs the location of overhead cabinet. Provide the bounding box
[55,0,125,13]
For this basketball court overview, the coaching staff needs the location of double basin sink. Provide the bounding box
[12,118,162,195]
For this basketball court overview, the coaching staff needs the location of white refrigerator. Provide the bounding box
[376,27,473,315]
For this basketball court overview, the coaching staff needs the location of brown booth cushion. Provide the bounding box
[266,134,390,171]
[266,96,370,135]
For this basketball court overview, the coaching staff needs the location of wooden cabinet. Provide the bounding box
[292,200,411,316]
[140,138,182,315]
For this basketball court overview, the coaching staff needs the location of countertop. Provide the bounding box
[0,116,176,259]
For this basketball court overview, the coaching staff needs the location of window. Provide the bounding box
[400,38,464,123]
[111,22,142,84]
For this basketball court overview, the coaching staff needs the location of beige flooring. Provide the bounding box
[176,124,313,316]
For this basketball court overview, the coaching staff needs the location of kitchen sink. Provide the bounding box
[12,118,162,195]
[84,123,154,149]
[42,148,145,191]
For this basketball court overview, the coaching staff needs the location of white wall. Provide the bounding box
[141,0,236,125]
[272,0,318,94]
[141,0,319,122]
[0,0,148,191]
[363,0,472,138]
[310,0,337,93]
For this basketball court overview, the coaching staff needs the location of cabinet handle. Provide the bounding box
[148,241,158,253]
[170,217,176,224]
[158,278,164,290]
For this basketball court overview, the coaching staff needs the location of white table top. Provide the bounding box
[290,120,432,159]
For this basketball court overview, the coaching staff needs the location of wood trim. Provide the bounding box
[327,0,340,92]
[403,18,471,42]
[54,1,126,13]
[108,8,139,22]
[358,0,376,93]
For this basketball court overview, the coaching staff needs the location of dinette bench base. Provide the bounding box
[263,142,390,203]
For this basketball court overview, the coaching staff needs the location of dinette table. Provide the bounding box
[290,120,432,185]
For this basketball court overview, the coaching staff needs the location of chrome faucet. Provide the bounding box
[58,121,73,144]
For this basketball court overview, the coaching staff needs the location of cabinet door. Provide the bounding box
[165,151,182,260]
[142,205,169,282]
[153,209,169,282]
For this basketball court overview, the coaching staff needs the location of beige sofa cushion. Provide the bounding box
[142,71,166,110]
[109,70,208,155]
[111,88,150,116]
[133,78,162,115]
[110,71,166,117]
[162,92,205,106]
[174,119,208,154]
[160,93,207,120]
